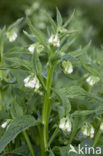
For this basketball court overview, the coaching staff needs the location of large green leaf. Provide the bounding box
[0,115,40,153]
[52,88,71,115]
[64,86,87,98]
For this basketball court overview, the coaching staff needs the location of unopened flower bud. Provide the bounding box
[6,31,18,42]
[62,60,73,74]
[1,119,11,128]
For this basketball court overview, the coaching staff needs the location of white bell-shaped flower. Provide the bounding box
[59,117,72,133]
[86,75,100,86]
[28,44,35,54]
[24,75,41,93]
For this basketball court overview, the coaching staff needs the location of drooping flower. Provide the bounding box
[48,35,60,47]
[6,30,18,42]
[24,75,41,93]
[28,44,35,54]
[86,75,100,86]
[28,43,44,54]
[62,60,73,74]
[59,118,66,131]
[59,117,72,133]
[81,123,95,138]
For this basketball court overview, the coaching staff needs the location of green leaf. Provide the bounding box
[0,27,5,62]
[69,41,91,57]
[71,110,96,117]
[26,17,47,48]
[45,12,57,33]
[32,51,42,75]
[8,18,23,31]
[52,88,71,115]
[56,8,63,26]
[10,102,24,118]
[83,64,100,77]
[64,10,75,27]
[64,86,87,98]
[32,51,46,90]
[23,30,35,41]
[0,111,9,120]
[5,57,32,71]
[13,145,31,156]
[0,115,40,153]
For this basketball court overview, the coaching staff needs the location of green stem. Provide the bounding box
[93,129,102,147]
[41,65,54,153]
[23,131,35,156]
[41,47,55,155]
[48,127,59,147]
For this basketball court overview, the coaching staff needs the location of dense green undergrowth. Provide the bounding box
[0,9,103,156]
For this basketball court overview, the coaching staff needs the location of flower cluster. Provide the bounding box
[81,123,95,138]
[59,117,72,133]
[86,75,100,86]
[6,30,18,42]
[48,35,60,47]
[62,60,73,74]
[24,75,41,93]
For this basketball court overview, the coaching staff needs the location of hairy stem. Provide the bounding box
[23,131,35,156]
[41,49,54,154]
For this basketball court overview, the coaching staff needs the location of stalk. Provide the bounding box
[41,48,54,154]
[48,127,59,147]
[93,129,102,147]
[23,131,35,156]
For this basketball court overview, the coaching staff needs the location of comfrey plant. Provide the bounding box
[0,9,103,156]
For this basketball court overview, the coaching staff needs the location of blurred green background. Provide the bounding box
[0,0,103,46]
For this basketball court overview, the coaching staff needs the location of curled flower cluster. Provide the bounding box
[62,60,73,74]
[6,31,18,42]
[86,75,100,86]
[48,35,60,47]
[100,122,103,131]
[82,123,95,138]
[24,75,41,93]
[59,117,72,133]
